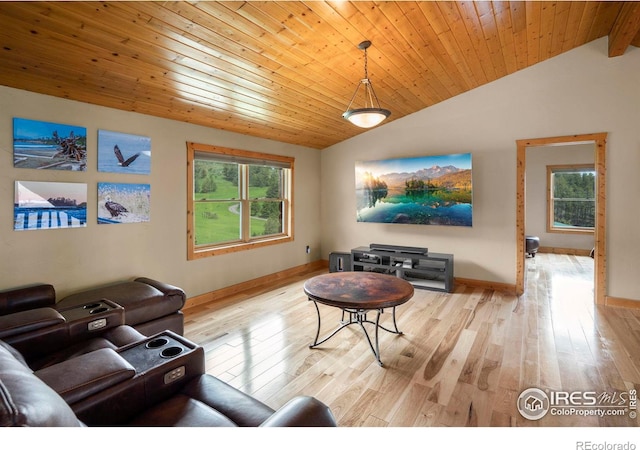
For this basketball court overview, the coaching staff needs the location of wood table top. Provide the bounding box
[303,272,414,310]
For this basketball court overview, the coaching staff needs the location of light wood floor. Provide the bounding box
[183,253,640,427]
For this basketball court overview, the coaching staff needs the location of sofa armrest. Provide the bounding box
[0,341,83,427]
[134,278,186,307]
[260,396,337,427]
[58,299,125,338]
[0,284,56,316]
[35,348,136,405]
[0,308,65,339]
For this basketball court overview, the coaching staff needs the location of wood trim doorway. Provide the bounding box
[516,133,607,304]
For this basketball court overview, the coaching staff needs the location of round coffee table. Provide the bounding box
[303,271,414,366]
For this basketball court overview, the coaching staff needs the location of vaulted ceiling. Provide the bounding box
[1,1,639,150]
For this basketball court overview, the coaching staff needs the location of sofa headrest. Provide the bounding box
[0,284,56,316]
[0,341,82,427]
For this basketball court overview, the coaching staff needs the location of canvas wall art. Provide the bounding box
[13,118,87,171]
[98,129,151,174]
[355,153,473,226]
[14,181,87,231]
[97,182,150,224]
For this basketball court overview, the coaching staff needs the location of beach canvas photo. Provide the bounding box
[355,153,473,226]
[13,118,87,171]
[14,181,87,231]
[98,129,151,174]
[97,182,150,224]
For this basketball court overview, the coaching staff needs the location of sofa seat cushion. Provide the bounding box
[128,395,238,427]
[57,278,185,328]
[179,375,275,426]
[28,325,147,371]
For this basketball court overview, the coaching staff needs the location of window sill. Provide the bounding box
[547,228,594,235]
[188,235,293,260]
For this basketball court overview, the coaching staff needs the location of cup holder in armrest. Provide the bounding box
[83,303,102,310]
[58,299,125,337]
[145,337,170,349]
[115,332,205,403]
[119,332,200,373]
[160,346,184,358]
[59,300,123,321]
[143,337,184,358]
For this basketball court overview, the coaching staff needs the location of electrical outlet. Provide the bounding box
[306,245,310,254]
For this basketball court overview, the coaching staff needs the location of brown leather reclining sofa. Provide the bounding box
[0,278,185,368]
[0,336,337,427]
[0,282,337,427]
[0,277,187,337]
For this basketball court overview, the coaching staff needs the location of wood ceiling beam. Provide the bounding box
[608,1,640,57]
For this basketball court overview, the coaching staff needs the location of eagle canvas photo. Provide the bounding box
[355,153,473,226]
[13,118,87,171]
[14,181,87,231]
[97,129,151,174]
[97,182,150,224]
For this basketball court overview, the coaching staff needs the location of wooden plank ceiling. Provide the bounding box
[1,1,639,150]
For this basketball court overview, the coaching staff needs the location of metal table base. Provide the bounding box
[308,300,403,367]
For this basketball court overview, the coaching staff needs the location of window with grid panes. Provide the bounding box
[187,143,293,259]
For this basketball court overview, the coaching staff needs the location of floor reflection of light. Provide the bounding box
[526,254,596,337]
[239,313,287,394]
[547,267,596,335]
[549,275,593,303]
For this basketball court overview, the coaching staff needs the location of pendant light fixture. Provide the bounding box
[342,40,391,128]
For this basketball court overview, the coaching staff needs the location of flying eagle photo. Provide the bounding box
[114,145,140,167]
[97,129,151,174]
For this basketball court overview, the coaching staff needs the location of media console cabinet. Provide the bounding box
[350,244,454,293]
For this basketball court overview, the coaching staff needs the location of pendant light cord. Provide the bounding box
[363,45,369,80]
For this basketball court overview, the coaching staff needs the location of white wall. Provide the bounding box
[0,86,322,298]
[320,38,640,302]
[525,143,595,251]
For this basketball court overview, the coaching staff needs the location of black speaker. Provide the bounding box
[329,252,351,272]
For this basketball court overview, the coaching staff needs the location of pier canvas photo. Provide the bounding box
[98,129,151,174]
[13,118,87,171]
[14,181,87,231]
[355,153,473,226]
[98,182,150,224]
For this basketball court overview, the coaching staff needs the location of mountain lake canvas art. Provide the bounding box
[355,153,473,227]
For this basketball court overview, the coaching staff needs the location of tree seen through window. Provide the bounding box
[549,166,595,232]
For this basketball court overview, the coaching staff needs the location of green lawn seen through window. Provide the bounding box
[194,179,270,245]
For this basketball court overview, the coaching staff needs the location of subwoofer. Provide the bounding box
[329,252,351,272]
